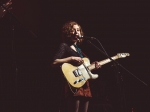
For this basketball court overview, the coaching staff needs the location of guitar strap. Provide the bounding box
[73,44,87,58]
[67,44,89,94]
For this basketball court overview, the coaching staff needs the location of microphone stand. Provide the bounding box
[0,2,37,111]
[86,39,147,86]
[86,39,147,112]
[0,2,37,38]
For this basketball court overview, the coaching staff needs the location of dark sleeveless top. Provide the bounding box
[53,43,92,98]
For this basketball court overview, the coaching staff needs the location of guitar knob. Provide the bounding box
[74,80,78,84]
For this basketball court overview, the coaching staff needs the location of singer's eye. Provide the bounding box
[71,29,75,32]
[71,29,80,33]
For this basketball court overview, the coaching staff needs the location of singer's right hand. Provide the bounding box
[71,56,84,66]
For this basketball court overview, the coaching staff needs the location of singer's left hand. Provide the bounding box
[92,61,101,70]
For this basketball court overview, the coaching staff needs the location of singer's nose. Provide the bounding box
[75,32,80,37]
[74,30,77,34]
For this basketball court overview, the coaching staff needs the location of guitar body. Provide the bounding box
[61,53,130,88]
[61,58,98,88]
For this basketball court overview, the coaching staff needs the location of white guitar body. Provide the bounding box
[62,58,98,88]
[61,53,130,88]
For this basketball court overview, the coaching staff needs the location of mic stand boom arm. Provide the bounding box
[87,40,148,86]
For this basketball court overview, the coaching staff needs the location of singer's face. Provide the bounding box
[70,25,81,43]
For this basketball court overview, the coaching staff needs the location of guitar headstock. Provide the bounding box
[117,53,130,58]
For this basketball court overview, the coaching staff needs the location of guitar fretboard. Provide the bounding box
[88,55,119,70]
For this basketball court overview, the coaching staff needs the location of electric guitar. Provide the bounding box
[61,53,130,88]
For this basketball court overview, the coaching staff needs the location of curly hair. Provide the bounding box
[61,21,84,44]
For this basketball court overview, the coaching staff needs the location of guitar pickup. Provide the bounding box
[73,69,82,77]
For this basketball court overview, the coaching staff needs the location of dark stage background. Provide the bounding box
[0,0,149,112]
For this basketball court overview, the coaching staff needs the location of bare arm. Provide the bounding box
[53,57,72,65]
[52,56,84,67]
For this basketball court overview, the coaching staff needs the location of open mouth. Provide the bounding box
[75,35,79,39]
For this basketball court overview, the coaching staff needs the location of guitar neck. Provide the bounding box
[88,55,119,71]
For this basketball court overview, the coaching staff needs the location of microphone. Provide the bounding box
[78,35,96,40]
